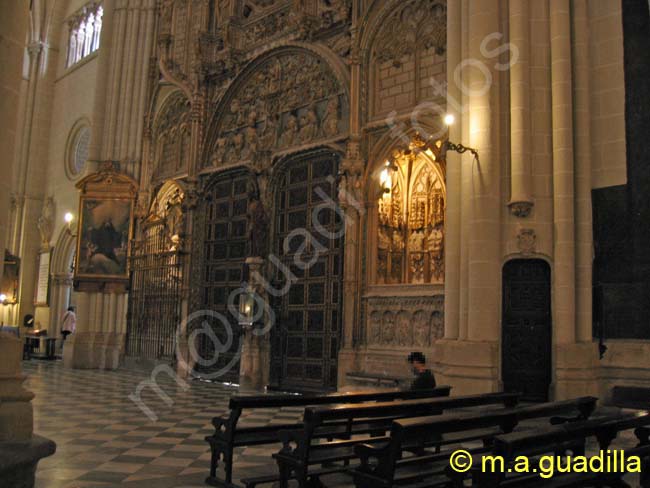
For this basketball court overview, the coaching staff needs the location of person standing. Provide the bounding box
[60,306,76,345]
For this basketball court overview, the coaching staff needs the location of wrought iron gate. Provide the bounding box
[270,155,343,391]
[126,220,184,361]
[502,259,552,402]
[194,172,251,383]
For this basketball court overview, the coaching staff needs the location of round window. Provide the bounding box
[67,124,91,179]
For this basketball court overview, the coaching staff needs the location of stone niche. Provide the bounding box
[361,289,444,377]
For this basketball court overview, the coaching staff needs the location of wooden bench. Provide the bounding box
[271,392,519,488]
[205,386,451,487]
[351,396,597,488]
[612,385,650,410]
[346,372,411,388]
[472,411,650,487]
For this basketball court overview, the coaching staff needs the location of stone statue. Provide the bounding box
[243,112,259,160]
[321,97,340,138]
[279,114,298,148]
[232,131,245,161]
[426,224,443,255]
[299,106,318,143]
[37,197,55,249]
[212,137,228,165]
[247,185,269,258]
[260,113,278,150]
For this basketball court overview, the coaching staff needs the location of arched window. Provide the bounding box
[376,150,445,285]
[66,3,103,68]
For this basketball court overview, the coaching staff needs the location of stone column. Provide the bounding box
[553,0,599,399]
[66,0,155,370]
[239,257,270,390]
[0,333,55,487]
[435,0,502,394]
[550,0,575,347]
[442,0,461,341]
[508,0,534,217]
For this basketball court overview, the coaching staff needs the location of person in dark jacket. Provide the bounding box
[408,351,436,390]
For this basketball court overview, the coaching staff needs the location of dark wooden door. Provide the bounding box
[194,173,251,383]
[270,155,343,391]
[502,259,552,402]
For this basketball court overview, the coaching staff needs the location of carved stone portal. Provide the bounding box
[206,51,347,168]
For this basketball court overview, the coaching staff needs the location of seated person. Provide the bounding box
[408,351,437,390]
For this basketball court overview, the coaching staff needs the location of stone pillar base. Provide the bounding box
[0,435,56,488]
[63,332,123,370]
[239,332,269,391]
[553,342,600,401]
[432,339,500,395]
[336,347,359,389]
[63,332,96,369]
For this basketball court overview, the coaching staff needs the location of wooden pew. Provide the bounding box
[473,412,650,487]
[205,386,451,487]
[270,392,519,488]
[351,396,597,488]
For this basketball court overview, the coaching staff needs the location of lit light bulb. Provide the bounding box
[0,294,6,303]
[64,212,74,223]
[444,113,455,126]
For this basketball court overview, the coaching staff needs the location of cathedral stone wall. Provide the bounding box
[3,0,648,400]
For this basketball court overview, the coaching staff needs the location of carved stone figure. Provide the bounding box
[299,106,318,143]
[243,112,259,160]
[279,114,298,148]
[413,310,429,347]
[212,137,228,165]
[410,252,425,284]
[37,197,55,249]
[232,131,245,160]
[369,311,382,344]
[426,225,443,254]
[260,113,278,149]
[321,97,340,138]
[382,311,395,345]
[396,311,411,346]
[247,185,269,258]
[431,311,444,340]
[391,229,404,251]
[377,226,391,251]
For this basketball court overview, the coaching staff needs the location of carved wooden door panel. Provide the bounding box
[502,259,552,402]
[194,173,251,383]
[270,155,343,392]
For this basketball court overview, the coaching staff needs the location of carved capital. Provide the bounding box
[508,200,534,218]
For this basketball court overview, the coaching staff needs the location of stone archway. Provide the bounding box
[48,228,77,338]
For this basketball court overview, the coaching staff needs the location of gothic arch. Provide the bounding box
[364,124,446,202]
[48,227,77,336]
[357,0,447,121]
[203,43,351,170]
[150,90,191,182]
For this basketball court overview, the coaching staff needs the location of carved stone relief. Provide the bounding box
[373,0,446,67]
[377,152,445,285]
[206,51,347,169]
[37,197,55,250]
[366,295,444,347]
[153,93,192,180]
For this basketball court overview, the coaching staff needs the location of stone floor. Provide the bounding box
[26,360,305,488]
[24,360,641,488]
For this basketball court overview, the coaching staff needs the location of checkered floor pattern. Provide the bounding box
[26,360,307,488]
[24,361,642,488]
